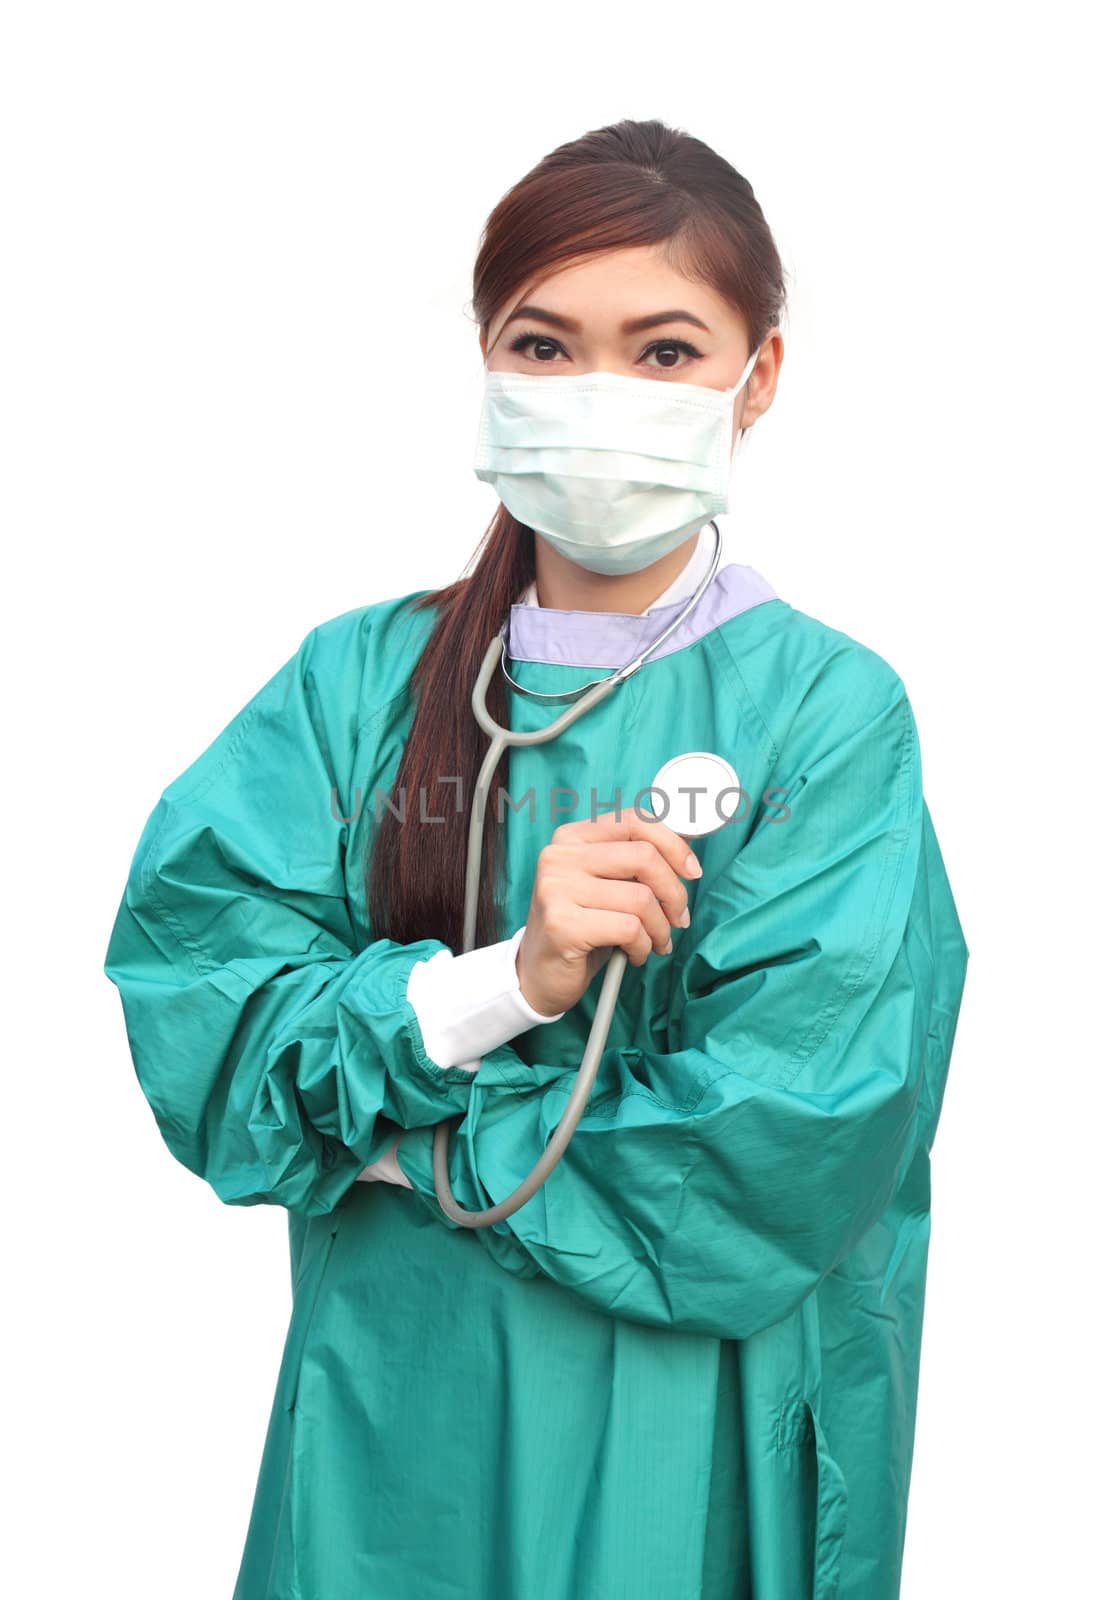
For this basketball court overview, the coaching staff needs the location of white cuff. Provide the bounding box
[404,924,565,1072]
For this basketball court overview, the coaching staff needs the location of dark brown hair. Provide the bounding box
[366,117,787,952]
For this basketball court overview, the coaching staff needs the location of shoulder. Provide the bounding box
[158,588,445,810]
[774,599,908,715]
[715,592,910,760]
[266,586,446,737]
[299,587,443,684]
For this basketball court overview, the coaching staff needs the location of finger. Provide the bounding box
[567,837,691,928]
[568,872,675,953]
[573,907,656,968]
[552,805,703,882]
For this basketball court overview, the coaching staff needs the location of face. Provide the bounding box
[479,243,781,438]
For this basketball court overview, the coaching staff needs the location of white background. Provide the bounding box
[4,2,1108,1594]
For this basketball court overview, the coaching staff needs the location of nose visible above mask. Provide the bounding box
[472,341,764,576]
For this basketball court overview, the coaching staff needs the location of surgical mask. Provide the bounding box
[472,342,763,576]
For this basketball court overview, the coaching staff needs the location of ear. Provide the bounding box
[745,328,786,425]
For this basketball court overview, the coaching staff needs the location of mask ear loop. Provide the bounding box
[731,340,763,395]
[728,337,766,462]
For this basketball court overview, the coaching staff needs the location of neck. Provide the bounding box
[532,531,702,614]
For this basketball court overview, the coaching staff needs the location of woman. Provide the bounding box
[104,118,968,1600]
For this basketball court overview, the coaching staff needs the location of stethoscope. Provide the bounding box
[431,519,742,1228]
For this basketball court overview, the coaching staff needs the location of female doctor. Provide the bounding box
[104,117,969,1600]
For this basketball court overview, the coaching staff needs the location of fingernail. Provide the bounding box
[685,851,702,877]
[679,907,691,927]
[664,938,673,954]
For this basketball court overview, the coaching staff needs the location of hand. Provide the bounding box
[515,806,703,1017]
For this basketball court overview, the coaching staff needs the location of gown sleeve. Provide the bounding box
[354,932,564,1186]
[393,652,971,1342]
[103,617,480,1218]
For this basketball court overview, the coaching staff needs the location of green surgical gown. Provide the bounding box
[103,569,969,1599]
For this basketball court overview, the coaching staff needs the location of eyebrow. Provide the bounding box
[503,304,712,337]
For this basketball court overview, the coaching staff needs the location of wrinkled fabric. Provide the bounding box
[103,580,969,1599]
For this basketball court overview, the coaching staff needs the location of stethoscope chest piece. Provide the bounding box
[647,751,744,838]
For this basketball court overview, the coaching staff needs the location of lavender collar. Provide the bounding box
[504,562,779,669]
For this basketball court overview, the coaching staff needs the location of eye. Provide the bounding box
[506,331,707,371]
[508,331,568,362]
[641,339,706,372]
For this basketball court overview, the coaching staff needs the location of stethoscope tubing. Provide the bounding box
[431,523,723,1228]
[434,638,626,1227]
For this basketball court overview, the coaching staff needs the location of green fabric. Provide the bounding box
[104,587,968,1598]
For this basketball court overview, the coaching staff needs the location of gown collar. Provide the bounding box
[505,552,780,669]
